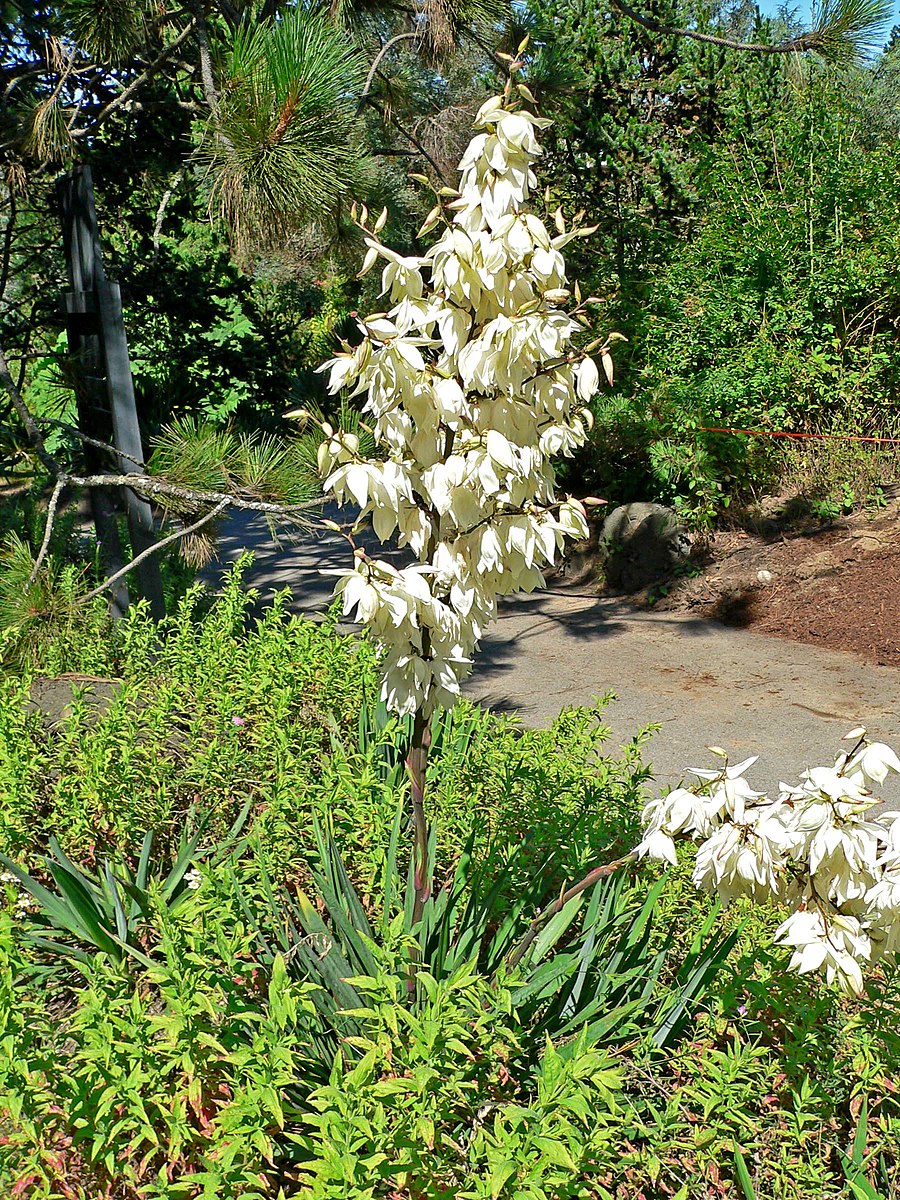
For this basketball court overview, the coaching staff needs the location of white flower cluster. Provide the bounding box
[316,88,611,717]
[1,870,33,916]
[637,730,900,995]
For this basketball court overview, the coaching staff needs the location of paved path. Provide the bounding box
[205,512,900,803]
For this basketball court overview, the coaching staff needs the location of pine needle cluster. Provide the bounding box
[202,9,371,258]
[0,533,108,671]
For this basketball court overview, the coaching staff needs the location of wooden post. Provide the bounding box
[57,166,166,619]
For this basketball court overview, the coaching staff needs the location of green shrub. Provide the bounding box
[0,561,377,865]
[0,562,651,895]
[293,963,624,1200]
[0,898,321,1198]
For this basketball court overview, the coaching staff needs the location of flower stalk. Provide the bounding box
[315,77,617,945]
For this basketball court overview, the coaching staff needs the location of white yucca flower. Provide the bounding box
[775,907,870,996]
[315,85,610,721]
[638,729,900,995]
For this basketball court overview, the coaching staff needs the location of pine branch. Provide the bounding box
[608,0,883,56]
[25,477,65,590]
[2,335,322,607]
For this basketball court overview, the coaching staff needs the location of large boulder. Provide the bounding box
[599,502,692,593]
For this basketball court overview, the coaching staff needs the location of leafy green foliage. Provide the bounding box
[0,805,249,967]
[531,0,900,523]
[2,576,900,1196]
[0,902,321,1197]
[292,967,624,1200]
[0,560,649,884]
[238,801,738,1063]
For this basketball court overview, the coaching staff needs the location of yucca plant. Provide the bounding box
[232,696,736,1061]
[1,800,251,967]
[234,792,739,1069]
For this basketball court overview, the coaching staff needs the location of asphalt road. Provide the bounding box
[204,510,900,804]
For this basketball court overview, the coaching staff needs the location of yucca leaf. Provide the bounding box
[104,862,128,944]
[0,854,95,943]
[292,888,363,1013]
[652,924,742,1049]
[733,1143,758,1199]
[44,862,121,958]
[380,802,404,932]
[850,1094,869,1169]
[556,998,650,1053]
[23,934,95,967]
[529,892,586,963]
[161,822,207,903]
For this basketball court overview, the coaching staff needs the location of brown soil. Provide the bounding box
[628,496,900,667]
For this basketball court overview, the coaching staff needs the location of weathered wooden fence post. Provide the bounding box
[57,166,166,619]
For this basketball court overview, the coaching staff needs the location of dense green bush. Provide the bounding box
[530,0,900,523]
[0,560,650,882]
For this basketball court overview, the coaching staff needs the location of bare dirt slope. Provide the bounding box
[644,495,900,667]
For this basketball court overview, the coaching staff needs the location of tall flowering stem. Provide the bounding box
[406,711,431,925]
[315,77,616,910]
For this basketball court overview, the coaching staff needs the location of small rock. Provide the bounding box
[757,570,773,585]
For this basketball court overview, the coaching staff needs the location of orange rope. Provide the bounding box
[697,425,900,445]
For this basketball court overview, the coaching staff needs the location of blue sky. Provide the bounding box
[755,0,900,47]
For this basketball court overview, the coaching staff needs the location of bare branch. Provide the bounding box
[35,416,146,468]
[190,4,222,122]
[77,498,231,605]
[72,20,198,139]
[365,95,451,185]
[0,186,16,303]
[153,166,186,258]
[25,477,65,590]
[608,0,831,54]
[361,31,420,98]
[68,471,323,519]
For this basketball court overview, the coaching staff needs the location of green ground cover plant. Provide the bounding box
[1,573,899,1197]
[0,559,648,880]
